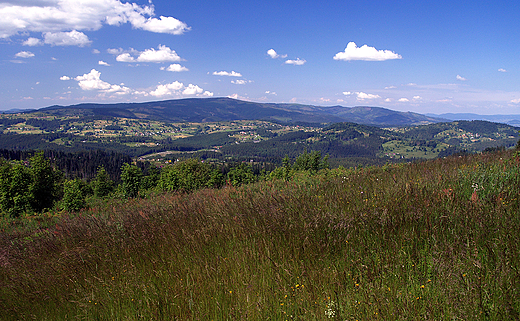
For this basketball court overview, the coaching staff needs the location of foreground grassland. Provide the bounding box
[1,151,519,320]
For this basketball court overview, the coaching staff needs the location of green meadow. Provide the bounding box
[1,150,519,320]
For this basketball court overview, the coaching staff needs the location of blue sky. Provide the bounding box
[1,0,520,114]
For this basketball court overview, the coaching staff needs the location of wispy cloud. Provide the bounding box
[231,80,252,85]
[333,42,402,61]
[213,71,242,77]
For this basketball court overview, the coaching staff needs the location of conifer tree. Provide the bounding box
[120,163,142,198]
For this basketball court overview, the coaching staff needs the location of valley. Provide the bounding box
[1,105,518,166]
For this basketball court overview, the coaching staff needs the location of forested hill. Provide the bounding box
[36,97,443,126]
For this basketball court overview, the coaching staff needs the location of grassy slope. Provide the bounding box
[1,151,519,320]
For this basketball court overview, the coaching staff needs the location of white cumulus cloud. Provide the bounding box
[333,42,402,61]
[182,84,204,95]
[23,37,43,46]
[0,0,190,39]
[267,49,279,59]
[60,76,71,80]
[115,45,182,63]
[456,75,467,81]
[115,53,135,62]
[345,91,381,100]
[398,98,410,102]
[15,51,35,58]
[267,48,287,59]
[356,92,381,100]
[132,15,190,35]
[98,61,110,66]
[43,30,91,46]
[213,70,242,77]
[160,64,188,72]
[285,58,306,65]
[149,81,184,96]
[511,98,520,104]
[498,68,507,72]
[150,81,212,97]
[74,69,131,94]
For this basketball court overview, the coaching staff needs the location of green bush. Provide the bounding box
[227,163,255,186]
[158,159,222,192]
[28,152,62,213]
[92,165,114,198]
[0,152,62,217]
[120,163,142,198]
[0,161,33,217]
[61,179,88,212]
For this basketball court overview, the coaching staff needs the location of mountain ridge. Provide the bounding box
[426,113,520,126]
[27,97,444,126]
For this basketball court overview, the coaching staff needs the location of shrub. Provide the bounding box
[61,179,88,212]
[120,163,142,198]
[92,166,114,198]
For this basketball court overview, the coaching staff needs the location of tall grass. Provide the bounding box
[1,151,519,320]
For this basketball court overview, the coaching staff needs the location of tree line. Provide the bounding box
[0,150,330,218]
